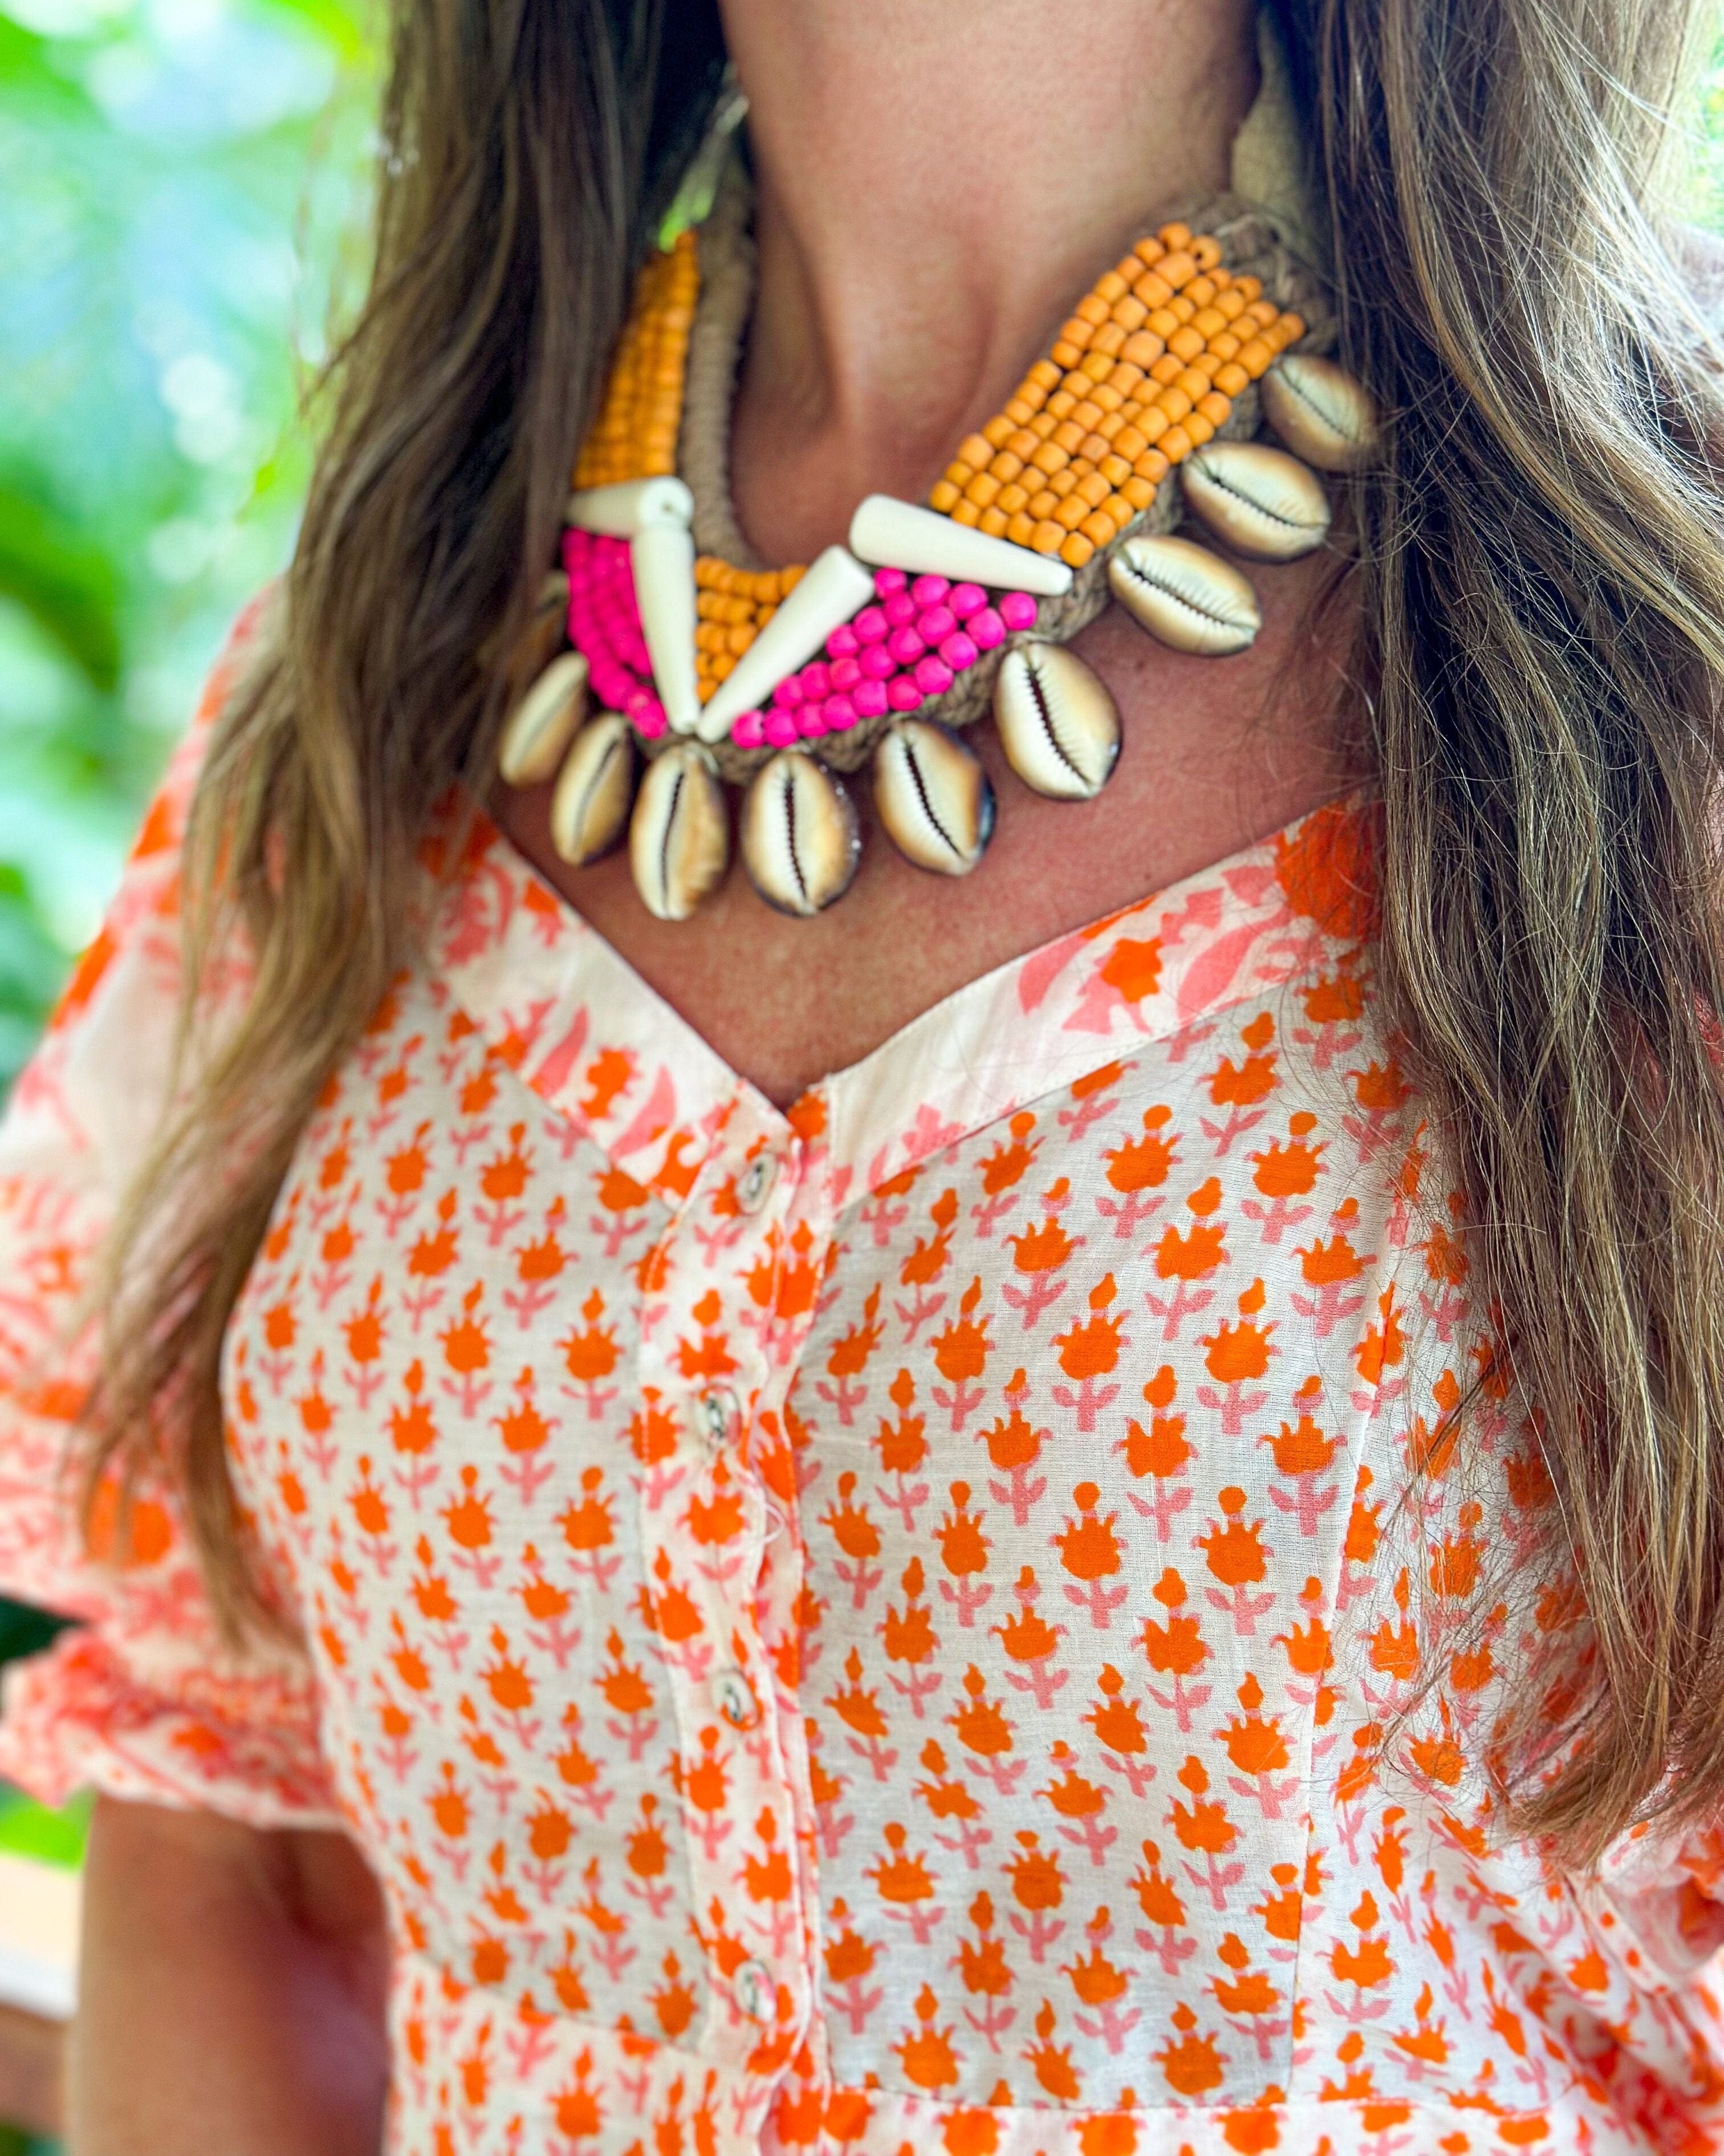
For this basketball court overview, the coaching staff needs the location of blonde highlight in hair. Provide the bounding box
[85,0,1724,1849]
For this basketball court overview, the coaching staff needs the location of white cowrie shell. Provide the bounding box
[1181,441,1332,562]
[1107,535,1262,656]
[993,643,1121,801]
[740,751,861,916]
[872,718,996,875]
[549,712,636,867]
[498,651,588,787]
[629,740,730,920]
[1259,354,1379,473]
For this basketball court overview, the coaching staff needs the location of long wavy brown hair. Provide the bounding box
[81,0,1724,1855]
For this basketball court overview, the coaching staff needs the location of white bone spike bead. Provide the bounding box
[1107,535,1262,655]
[629,521,702,735]
[741,752,861,916]
[848,494,1074,599]
[697,546,877,741]
[1259,354,1379,473]
[1181,441,1332,562]
[498,651,589,786]
[549,712,636,867]
[566,476,694,535]
[629,740,730,920]
[872,718,996,875]
[993,643,1121,800]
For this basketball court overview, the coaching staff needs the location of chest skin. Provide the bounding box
[494,558,1360,1109]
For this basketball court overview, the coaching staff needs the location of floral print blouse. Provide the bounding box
[2,618,1723,2156]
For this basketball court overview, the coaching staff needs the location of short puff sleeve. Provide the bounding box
[0,602,340,1829]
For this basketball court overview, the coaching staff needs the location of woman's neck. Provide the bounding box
[719,0,1259,562]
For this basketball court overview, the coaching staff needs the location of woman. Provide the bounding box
[3,0,1724,2147]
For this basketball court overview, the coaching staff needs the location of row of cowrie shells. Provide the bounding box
[498,352,1379,917]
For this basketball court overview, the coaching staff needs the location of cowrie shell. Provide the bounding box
[1259,354,1379,473]
[741,751,861,916]
[993,643,1120,800]
[1107,535,1262,656]
[498,650,588,786]
[550,712,636,867]
[1182,441,1332,562]
[872,718,995,876]
[629,740,730,920]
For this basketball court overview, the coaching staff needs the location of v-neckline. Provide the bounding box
[429,794,1373,1189]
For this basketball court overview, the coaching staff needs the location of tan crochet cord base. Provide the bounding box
[677,159,1335,782]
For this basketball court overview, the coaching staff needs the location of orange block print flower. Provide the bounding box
[1272,795,1377,939]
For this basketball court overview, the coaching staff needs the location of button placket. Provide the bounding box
[631,1103,813,2075]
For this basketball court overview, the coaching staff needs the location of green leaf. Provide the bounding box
[0,477,120,691]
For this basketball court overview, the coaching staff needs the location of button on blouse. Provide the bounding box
[1,614,1722,2156]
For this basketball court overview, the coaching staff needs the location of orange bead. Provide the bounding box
[1030,413,1059,441]
[928,480,962,513]
[1028,358,1063,389]
[1051,340,1084,370]
[979,505,1010,538]
[1150,354,1184,386]
[1156,387,1193,424]
[1090,381,1124,412]
[1078,431,1110,462]
[1192,235,1222,271]
[956,433,993,471]
[1006,512,1036,547]
[951,499,981,527]
[1209,332,1242,363]
[1121,474,1157,510]
[1080,509,1116,549]
[1158,250,1198,290]
[1133,234,1167,267]
[1146,307,1181,340]
[1046,389,1078,419]
[1004,396,1038,427]
[1177,365,1213,400]
[1246,299,1279,327]
[1027,489,1060,520]
[1099,452,1132,488]
[1058,316,1094,352]
[1111,363,1147,396]
[1055,494,1088,531]
[1113,424,1149,460]
[1030,519,1067,554]
[982,415,1016,448]
[1075,293,1111,327]
[1169,326,1205,362]
[1121,332,1163,368]
[1080,352,1114,382]
[1191,306,1227,339]
[1112,294,1148,332]
[1185,275,1219,310]
[1030,440,1070,476]
[1160,424,1194,462]
[1237,337,1274,377]
[1197,389,1231,427]
[1217,288,1248,320]
[1095,270,1129,303]
[1233,275,1263,303]
[1184,412,1215,448]
[1059,531,1096,569]
[1213,360,1249,397]
[1048,420,1082,453]
[1138,407,1170,444]
[997,482,1030,514]
[1091,322,1127,358]
[964,472,1001,508]
[989,451,1025,486]
[1134,449,1170,485]
[1158,221,1193,249]
[1047,468,1078,499]
[1074,469,1111,509]
[1070,399,1103,431]
[945,460,975,488]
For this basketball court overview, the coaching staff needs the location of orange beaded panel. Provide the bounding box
[927,222,1306,571]
[693,555,806,701]
[572,230,701,489]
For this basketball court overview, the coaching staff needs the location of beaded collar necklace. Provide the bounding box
[496,165,1377,921]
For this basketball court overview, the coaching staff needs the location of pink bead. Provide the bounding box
[859,644,896,681]
[731,710,766,750]
[624,685,653,717]
[913,655,955,697]
[999,591,1039,632]
[887,675,924,713]
[830,655,863,693]
[969,607,1006,652]
[800,661,832,701]
[823,693,858,732]
[634,700,668,741]
[874,566,909,595]
[772,676,804,708]
[883,591,917,628]
[765,709,799,748]
[949,582,986,619]
[853,679,889,719]
[853,606,889,644]
[916,605,957,644]
[826,623,860,659]
[887,626,925,666]
[592,661,633,707]
[798,703,828,739]
[909,574,949,609]
[940,631,980,672]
